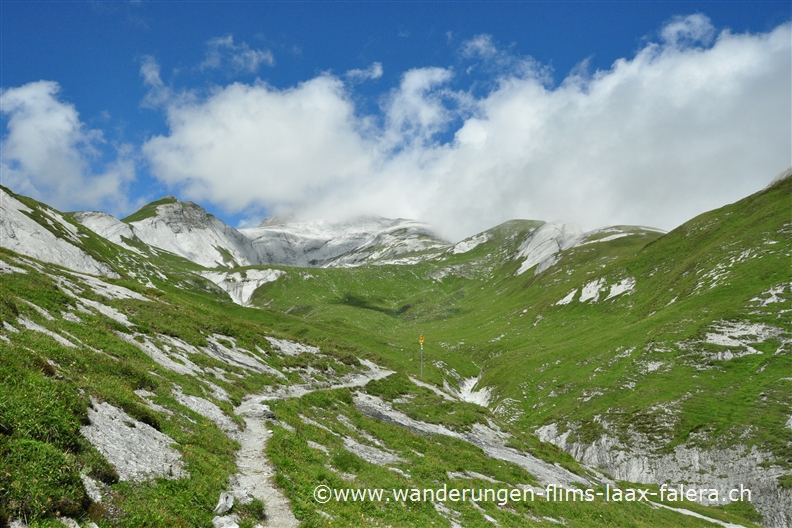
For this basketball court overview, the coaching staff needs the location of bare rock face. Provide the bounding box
[353,392,589,488]
[241,217,449,268]
[126,201,258,268]
[536,423,792,528]
[514,222,582,276]
[200,269,284,306]
[74,196,450,274]
[80,400,188,482]
[0,188,118,277]
[72,211,141,254]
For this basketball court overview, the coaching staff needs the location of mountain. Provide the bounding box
[0,187,119,278]
[74,198,451,270]
[77,197,258,269]
[241,216,449,268]
[0,169,789,528]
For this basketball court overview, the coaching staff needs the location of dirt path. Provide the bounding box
[232,399,299,528]
[228,360,396,526]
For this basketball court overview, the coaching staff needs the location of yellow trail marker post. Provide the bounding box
[419,334,425,378]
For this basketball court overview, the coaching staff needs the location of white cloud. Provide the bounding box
[140,55,173,108]
[201,35,275,74]
[381,67,462,150]
[142,16,791,241]
[661,13,715,47]
[461,34,498,60]
[346,62,384,83]
[143,75,373,213]
[1,81,134,212]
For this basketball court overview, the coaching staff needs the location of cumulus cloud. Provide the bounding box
[143,74,373,212]
[380,67,465,150]
[1,81,134,212]
[200,35,275,74]
[142,16,791,241]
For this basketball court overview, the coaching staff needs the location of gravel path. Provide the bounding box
[231,399,299,528]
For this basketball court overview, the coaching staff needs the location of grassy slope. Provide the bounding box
[1,179,787,527]
[120,197,178,224]
[253,177,792,465]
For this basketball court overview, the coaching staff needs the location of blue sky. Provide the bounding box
[2,1,790,241]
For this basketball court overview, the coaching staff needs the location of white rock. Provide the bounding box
[0,258,27,274]
[201,269,284,306]
[173,386,238,436]
[212,514,240,528]
[342,436,407,466]
[605,277,636,300]
[213,492,235,515]
[80,400,188,482]
[0,189,117,277]
[556,290,577,305]
[127,201,257,268]
[18,317,76,348]
[265,337,320,356]
[443,375,493,407]
[81,474,103,503]
[580,278,606,303]
[354,393,588,488]
[515,222,582,276]
[72,211,142,254]
[243,216,448,268]
[452,232,491,254]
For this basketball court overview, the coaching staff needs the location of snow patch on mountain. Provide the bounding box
[443,375,493,407]
[201,269,284,306]
[751,283,787,306]
[1,189,118,277]
[515,222,582,276]
[243,217,448,268]
[605,277,636,300]
[580,278,606,302]
[701,321,787,360]
[556,290,577,305]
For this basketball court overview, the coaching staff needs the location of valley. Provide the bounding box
[0,168,790,527]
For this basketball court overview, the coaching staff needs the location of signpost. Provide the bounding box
[419,334,424,378]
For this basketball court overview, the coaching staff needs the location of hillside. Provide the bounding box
[0,170,790,528]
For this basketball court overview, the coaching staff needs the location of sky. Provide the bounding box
[1,1,790,242]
